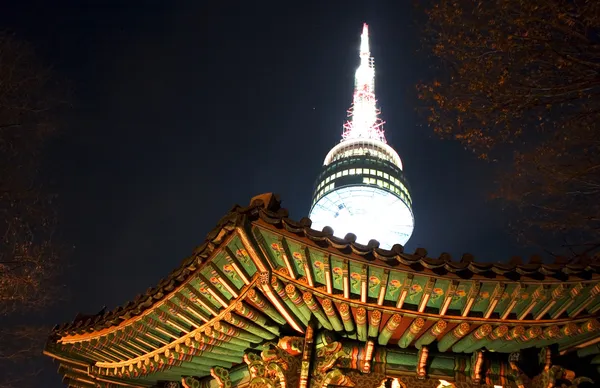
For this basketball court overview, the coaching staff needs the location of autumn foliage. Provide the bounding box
[0,33,62,316]
[0,33,65,387]
[419,0,600,257]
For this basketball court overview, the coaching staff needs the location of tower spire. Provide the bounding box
[309,23,414,249]
[342,23,386,143]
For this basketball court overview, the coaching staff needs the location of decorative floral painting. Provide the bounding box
[271,242,281,256]
[332,266,343,288]
[265,241,289,271]
[350,272,362,291]
[473,290,490,309]
[202,269,232,299]
[431,287,445,301]
[291,251,306,275]
[448,284,469,309]
[312,259,325,284]
[222,263,237,279]
[387,278,402,298]
[234,247,250,265]
[368,275,381,294]
[228,238,257,276]
[407,283,424,302]
[191,280,220,308]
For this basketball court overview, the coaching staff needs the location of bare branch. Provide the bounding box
[420,0,600,259]
[0,32,67,388]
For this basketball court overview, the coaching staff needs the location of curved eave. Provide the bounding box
[256,206,600,281]
[44,193,600,386]
[49,193,600,338]
[49,202,260,338]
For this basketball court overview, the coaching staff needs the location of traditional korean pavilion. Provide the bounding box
[45,24,600,388]
[45,193,600,388]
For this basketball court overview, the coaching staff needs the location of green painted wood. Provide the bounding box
[270,276,308,325]
[452,324,492,353]
[214,252,246,290]
[175,343,243,363]
[428,354,458,376]
[303,292,333,330]
[226,238,258,277]
[437,322,470,352]
[338,303,356,339]
[398,318,425,348]
[378,314,401,345]
[368,310,382,338]
[284,284,312,321]
[500,326,542,353]
[224,312,276,340]
[466,325,507,353]
[234,302,280,336]
[415,319,447,349]
[246,289,286,325]
[212,321,259,345]
[190,332,248,353]
[535,325,561,349]
[489,326,524,352]
[355,307,367,341]
[204,327,253,349]
[380,348,419,369]
[223,245,253,280]
[320,299,344,332]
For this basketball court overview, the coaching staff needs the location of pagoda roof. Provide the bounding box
[45,193,600,387]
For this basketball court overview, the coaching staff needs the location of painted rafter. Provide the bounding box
[46,197,600,387]
[396,274,413,309]
[501,283,523,320]
[377,269,389,305]
[484,282,505,319]
[517,285,545,320]
[418,277,436,313]
[303,245,316,287]
[569,283,600,317]
[280,237,298,279]
[324,253,333,294]
[86,279,263,377]
[461,281,481,317]
[439,280,458,316]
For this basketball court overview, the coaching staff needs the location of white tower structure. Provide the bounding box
[308,24,414,249]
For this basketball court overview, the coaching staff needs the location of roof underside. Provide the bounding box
[45,193,600,387]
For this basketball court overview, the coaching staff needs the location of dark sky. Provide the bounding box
[2,1,535,386]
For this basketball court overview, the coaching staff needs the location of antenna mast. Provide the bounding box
[341,23,386,143]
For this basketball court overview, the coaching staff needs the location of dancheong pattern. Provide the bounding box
[44,194,600,387]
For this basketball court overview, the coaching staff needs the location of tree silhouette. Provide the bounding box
[0,32,66,387]
[419,0,600,259]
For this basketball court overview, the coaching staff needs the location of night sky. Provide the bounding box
[2,1,535,386]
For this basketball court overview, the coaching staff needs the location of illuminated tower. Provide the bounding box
[309,24,414,249]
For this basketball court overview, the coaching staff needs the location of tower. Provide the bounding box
[308,24,414,249]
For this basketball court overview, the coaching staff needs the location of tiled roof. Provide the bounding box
[51,193,600,337]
